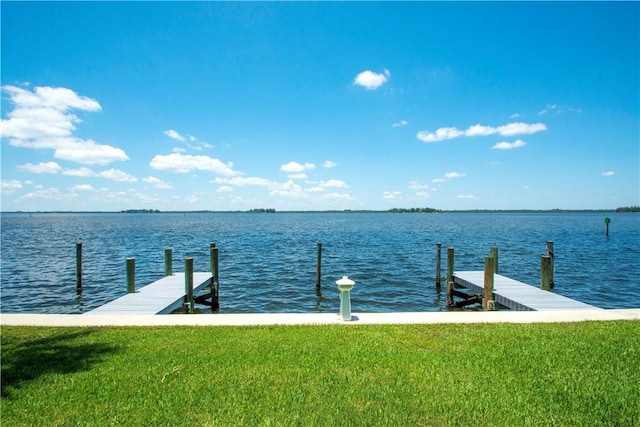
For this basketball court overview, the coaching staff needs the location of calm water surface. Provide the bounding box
[1,212,638,313]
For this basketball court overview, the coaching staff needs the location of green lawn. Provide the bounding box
[2,321,639,426]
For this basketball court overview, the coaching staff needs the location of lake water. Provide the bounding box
[1,212,638,314]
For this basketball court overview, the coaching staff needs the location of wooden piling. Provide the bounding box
[126,258,135,293]
[211,246,219,310]
[164,248,172,276]
[185,257,194,312]
[76,242,82,293]
[209,243,216,278]
[484,256,495,310]
[490,246,499,274]
[540,255,552,291]
[435,243,442,288]
[446,247,454,307]
[316,242,322,289]
[545,241,554,288]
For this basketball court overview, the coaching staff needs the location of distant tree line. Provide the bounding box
[388,207,441,213]
[249,208,276,213]
[615,206,640,213]
[121,209,160,213]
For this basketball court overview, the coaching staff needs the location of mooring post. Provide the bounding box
[545,241,554,288]
[126,257,135,293]
[164,247,173,276]
[484,256,495,310]
[185,257,194,313]
[540,255,552,291]
[605,217,610,236]
[211,245,219,310]
[209,242,216,277]
[446,247,455,306]
[435,243,442,288]
[76,242,83,293]
[490,246,499,274]
[316,242,322,289]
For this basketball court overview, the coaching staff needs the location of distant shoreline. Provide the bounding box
[2,209,636,214]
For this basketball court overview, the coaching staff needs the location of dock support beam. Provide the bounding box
[76,242,83,293]
[446,247,455,307]
[435,243,442,289]
[164,248,172,276]
[484,256,495,310]
[126,258,135,293]
[185,257,194,312]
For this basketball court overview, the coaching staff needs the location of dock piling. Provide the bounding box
[484,256,495,310]
[435,243,442,288]
[164,248,172,276]
[185,257,194,313]
[211,245,219,311]
[316,242,322,290]
[490,246,499,274]
[126,258,135,293]
[76,242,83,293]
[545,241,554,288]
[446,247,455,307]
[540,255,553,291]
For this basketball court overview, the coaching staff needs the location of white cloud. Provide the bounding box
[444,171,465,179]
[392,120,408,127]
[1,179,23,194]
[97,169,137,182]
[71,184,96,192]
[0,85,129,165]
[63,167,95,177]
[414,191,430,199]
[510,113,520,118]
[280,161,316,173]
[601,171,615,177]
[417,122,546,143]
[308,186,325,192]
[408,181,429,190]
[432,178,447,184]
[322,160,337,168]
[383,190,402,199]
[457,194,478,199]
[492,139,527,150]
[164,129,186,142]
[17,161,63,174]
[353,69,390,90]
[215,176,275,187]
[142,176,172,189]
[20,187,79,201]
[150,153,239,176]
[319,179,348,188]
[288,173,308,180]
[216,186,234,192]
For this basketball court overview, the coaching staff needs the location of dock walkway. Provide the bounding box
[85,272,212,315]
[453,271,601,311]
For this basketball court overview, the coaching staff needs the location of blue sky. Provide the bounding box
[1,2,638,211]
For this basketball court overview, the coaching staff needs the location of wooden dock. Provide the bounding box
[453,271,601,311]
[85,272,212,315]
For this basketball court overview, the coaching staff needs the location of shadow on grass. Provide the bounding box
[1,328,120,398]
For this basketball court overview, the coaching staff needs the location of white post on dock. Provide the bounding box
[336,276,355,321]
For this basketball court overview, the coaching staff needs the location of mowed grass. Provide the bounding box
[2,321,639,426]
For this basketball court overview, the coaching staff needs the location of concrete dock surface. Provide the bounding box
[2,309,638,327]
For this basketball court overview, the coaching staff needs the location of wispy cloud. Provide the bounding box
[432,171,465,184]
[408,181,429,189]
[353,69,390,90]
[17,161,63,174]
[417,122,546,143]
[492,139,527,150]
[1,180,23,194]
[0,85,129,165]
[383,190,402,199]
[601,171,615,177]
[457,194,478,200]
[392,120,408,127]
[164,129,186,142]
[142,176,172,189]
[150,153,239,176]
[322,160,337,168]
[98,169,137,182]
[280,161,316,173]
